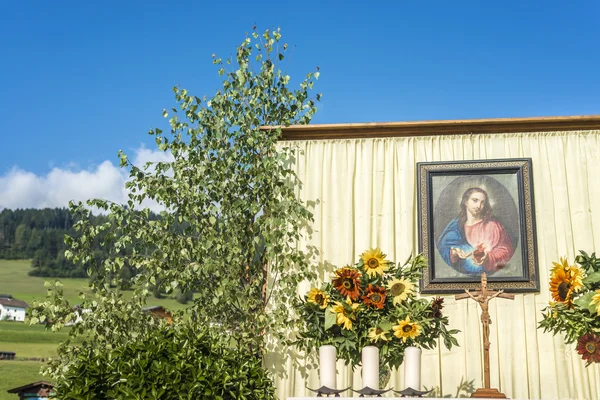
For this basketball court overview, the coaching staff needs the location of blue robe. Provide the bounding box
[436,218,483,275]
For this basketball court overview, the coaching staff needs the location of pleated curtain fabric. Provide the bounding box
[271,130,600,400]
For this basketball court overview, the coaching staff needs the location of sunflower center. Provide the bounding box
[343,279,354,289]
[371,293,382,303]
[402,325,412,333]
[315,294,324,304]
[391,283,405,296]
[376,328,383,334]
[558,282,571,300]
[368,258,379,268]
[585,342,597,354]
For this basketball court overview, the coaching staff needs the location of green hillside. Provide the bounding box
[0,259,193,398]
[0,259,192,310]
[0,321,69,358]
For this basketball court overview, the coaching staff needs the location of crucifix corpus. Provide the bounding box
[455,273,514,399]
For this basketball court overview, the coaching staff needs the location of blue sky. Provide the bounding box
[0,0,598,209]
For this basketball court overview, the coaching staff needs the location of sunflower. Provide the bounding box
[307,287,330,309]
[549,258,584,306]
[590,290,600,316]
[360,248,390,277]
[330,297,361,330]
[332,267,362,300]
[361,284,387,309]
[393,316,422,342]
[386,277,414,305]
[368,326,391,342]
[430,296,444,318]
[576,332,600,364]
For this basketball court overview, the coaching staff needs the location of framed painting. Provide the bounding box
[418,158,539,294]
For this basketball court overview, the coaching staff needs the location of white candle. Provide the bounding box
[319,345,337,389]
[361,345,379,389]
[404,346,422,390]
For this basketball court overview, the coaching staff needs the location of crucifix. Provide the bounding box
[455,273,514,399]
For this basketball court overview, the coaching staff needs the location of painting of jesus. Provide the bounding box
[418,159,539,294]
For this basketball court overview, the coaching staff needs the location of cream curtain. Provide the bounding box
[272,130,600,400]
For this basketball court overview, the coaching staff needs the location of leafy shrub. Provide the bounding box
[55,323,275,400]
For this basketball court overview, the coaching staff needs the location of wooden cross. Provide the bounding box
[455,273,514,399]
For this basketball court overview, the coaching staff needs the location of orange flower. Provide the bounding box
[332,267,362,300]
[361,284,387,309]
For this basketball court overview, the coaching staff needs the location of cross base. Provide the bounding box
[470,388,507,398]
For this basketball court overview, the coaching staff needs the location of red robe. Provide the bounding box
[464,219,515,273]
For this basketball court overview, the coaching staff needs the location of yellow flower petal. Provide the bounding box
[386,277,414,305]
[392,316,422,343]
[360,248,390,278]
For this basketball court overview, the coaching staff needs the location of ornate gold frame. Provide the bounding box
[417,158,539,294]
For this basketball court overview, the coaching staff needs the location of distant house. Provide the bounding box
[65,305,91,326]
[7,381,54,399]
[142,306,172,323]
[0,295,28,322]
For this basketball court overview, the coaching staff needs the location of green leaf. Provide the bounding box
[324,309,336,330]
[583,271,600,285]
[574,292,598,314]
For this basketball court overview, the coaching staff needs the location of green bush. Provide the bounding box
[55,324,275,400]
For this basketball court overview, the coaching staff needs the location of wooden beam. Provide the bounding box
[272,115,600,141]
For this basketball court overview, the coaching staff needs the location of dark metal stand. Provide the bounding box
[352,386,393,397]
[394,387,433,397]
[306,385,351,397]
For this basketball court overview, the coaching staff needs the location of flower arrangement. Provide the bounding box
[294,248,459,369]
[539,251,600,365]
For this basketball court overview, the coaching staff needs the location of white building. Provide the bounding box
[0,295,28,322]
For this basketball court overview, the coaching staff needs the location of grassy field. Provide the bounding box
[0,322,57,400]
[0,259,193,396]
[0,321,70,358]
[0,360,48,400]
[0,259,191,311]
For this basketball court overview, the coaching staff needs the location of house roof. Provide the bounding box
[7,380,54,394]
[274,115,600,140]
[0,297,28,308]
[142,306,167,312]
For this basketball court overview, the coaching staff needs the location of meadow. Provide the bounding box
[0,322,59,400]
[0,259,192,398]
[0,259,191,310]
[0,360,47,400]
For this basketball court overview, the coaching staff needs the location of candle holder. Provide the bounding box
[394,387,432,398]
[306,385,351,397]
[352,386,393,397]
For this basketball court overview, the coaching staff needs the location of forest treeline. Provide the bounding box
[0,207,193,303]
[0,207,100,277]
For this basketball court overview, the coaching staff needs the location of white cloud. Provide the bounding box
[0,146,173,213]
